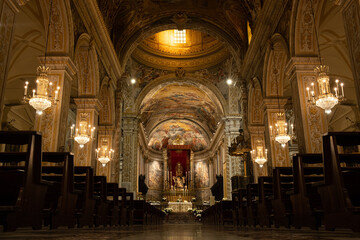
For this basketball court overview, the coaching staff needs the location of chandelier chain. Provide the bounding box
[310,0,322,65]
[44,0,53,68]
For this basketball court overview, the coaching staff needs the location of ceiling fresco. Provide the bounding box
[148,119,209,152]
[132,30,230,71]
[140,83,222,135]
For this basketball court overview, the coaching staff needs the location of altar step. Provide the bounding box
[165,212,200,224]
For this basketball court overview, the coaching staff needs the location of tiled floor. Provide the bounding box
[1,224,360,240]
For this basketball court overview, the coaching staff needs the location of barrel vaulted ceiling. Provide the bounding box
[95,0,263,152]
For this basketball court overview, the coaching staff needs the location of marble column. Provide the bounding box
[285,57,328,154]
[73,98,101,168]
[262,98,290,168]
[121,114,139,193]
[34,57,76,152]
[340,0,360,109]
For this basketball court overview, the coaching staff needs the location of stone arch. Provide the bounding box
[74,33,100,97]
[290,0,326,57]
[134,73,227,116]
[99,76,115,125]
[263,34,290,98]
[248,77,264,125]
[39,0,74,56]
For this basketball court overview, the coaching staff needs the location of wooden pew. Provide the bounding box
[257,176,273,228]
[41,152,78,229]
[236,188,248,226]
[272,167,293,228]
[218,200,233,225]
[290,154,323,230]
[246,183,259,227]
[118,188,127,226]
[74,166,95,228]
[318,132,360,231]
[133,200,147,225]
[231,189,240,227]
[126,192,134,226]
[0,131,47,231]
[106,183,120,226]
[93,176,109,227]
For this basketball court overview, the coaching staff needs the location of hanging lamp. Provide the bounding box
[305,0,345,114]
[23,0,60,115]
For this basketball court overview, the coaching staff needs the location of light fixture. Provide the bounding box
[96,141,114,167]
[130,78,136,84]
[226,78,233,86]
[23,0,60,115]
[251,139,268,168]
[269,76,293,148]
[174,29,186,44]
[270,112,294,148]
[70,117,95,148]
[305,0,345,114]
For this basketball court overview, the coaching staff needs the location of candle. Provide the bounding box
[75,128,79,135]
[24,82,29,96]
[334,87,338,97]
[340,83,344,97]
[70,124,74,138]
[32,89,36,97]
[306,87,310,101]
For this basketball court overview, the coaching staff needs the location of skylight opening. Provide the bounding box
[174,30,186,44]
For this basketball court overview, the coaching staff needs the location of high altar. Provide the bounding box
[163,144,195,204]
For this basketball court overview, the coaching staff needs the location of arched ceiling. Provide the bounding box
[140,83,223,151]
[96,0,261,67]
[132,30,230,71]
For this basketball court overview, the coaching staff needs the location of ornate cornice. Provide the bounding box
[74,98,102,113]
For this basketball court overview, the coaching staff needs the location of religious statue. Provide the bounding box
[173,162,185,190]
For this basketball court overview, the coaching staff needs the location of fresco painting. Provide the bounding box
[148,160,163,190]
[194,161,210,188]
[148,119,209,151]
[140,84,221,133]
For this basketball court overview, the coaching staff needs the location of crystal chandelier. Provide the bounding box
[23,66,60,115]
[305,0,345,114]
[306,66,344,114]
[96,143,114,167]
[23,0,60,115]
[250,140,268,168]
[270,112,294,148]
[70,115,95,148]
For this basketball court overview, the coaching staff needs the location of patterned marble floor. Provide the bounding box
[1,224,360,240]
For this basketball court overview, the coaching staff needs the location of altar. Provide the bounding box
[168,201,193,212]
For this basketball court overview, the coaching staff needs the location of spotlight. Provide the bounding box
[130,78,136,84]
[226,78,233,86]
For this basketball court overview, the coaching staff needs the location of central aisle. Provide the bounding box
[1,224,360,240]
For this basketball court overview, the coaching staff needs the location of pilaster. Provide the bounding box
[73,98,102,168]
[34,56,76,152]
[285,57,328,153]
[95,126,115,182]
[262,98,290,167]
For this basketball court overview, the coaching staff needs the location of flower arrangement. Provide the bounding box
[162,208,173,215]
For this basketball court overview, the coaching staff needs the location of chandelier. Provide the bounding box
[270,112,294,148]
[306,66,344,114]
[250,140,268,168]
[305,0,345,114]
[23,0,60,115]
[23,66,60,115]
[70,115,95,148]
[96,143,114,167]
